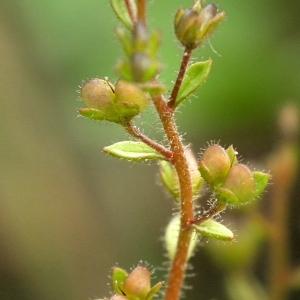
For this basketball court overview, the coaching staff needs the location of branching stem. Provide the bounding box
[130,3,195,300]
[168,47,193,109]
[125,121,174,161]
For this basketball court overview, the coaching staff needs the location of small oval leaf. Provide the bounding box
[226,274,268,300]
[165,215,198,260]
[110,0,136,30]
[103,141,165,161]
[194,219,234,241]
[160,149,203,201]
[79,108,106,121]
[226,145,238,166]
[112,267,128,295]
[145,282,163,300]
[176,59,212,106]
[253,171,270,198]
[159,161,180,199]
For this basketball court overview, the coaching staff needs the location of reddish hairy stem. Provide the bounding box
[168,48,192,109]
[125,121,174,161]
[130,3,194,299]
[152,94,194,300]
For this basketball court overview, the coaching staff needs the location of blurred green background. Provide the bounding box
[0,0,299,299]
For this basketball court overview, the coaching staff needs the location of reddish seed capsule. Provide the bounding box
[79,79,149,123]
[199,144,231,185]
[114,80,149,120]
[123,266,151,298]
[222,163,255,204]
[80,78,114,110]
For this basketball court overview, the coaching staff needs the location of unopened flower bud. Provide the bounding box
[198,4,225,40]
[218,164,255,205]
[123,266,151,298]
[175,1,225,49]
[199,144,231,185]
[80,79,114,110]
[132,53,160,82]
[114,80,149,121]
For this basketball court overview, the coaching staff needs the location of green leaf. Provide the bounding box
[112,267,128,295]
[226,145,238,166]
[226,274,268,300]
[103,141,165,161]
[147,31,161,57]
[110,0,136,30]
[116,27,133,55]
[159,161,180,199]
[253,171,270,198]
[79,108,106,121]
[176,59,212,106]
[117,59,133,81]
[194,219,234,241]
[145,282,163,300]
[165,215,198,260]
[216,187,239,206]
[159,151,203,201]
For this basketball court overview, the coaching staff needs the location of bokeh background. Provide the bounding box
[0,0,299,299]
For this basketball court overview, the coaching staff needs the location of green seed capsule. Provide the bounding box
[218,164,256,205]
[114,80,149,121]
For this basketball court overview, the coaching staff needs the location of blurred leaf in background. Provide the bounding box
[0,0,299,299]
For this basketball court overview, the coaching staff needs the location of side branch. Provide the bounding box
[168,47,192,108]
[125,121,174,161]
[189,202,226,226]
[268,143,298,300]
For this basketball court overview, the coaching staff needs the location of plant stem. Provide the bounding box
[124,0,135,23]
[152,94,194,300]
[125,121,174,161]
[132,3,194,299]
[137,0,146,25]
[268,143,298,300]
[168,48,192,109]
